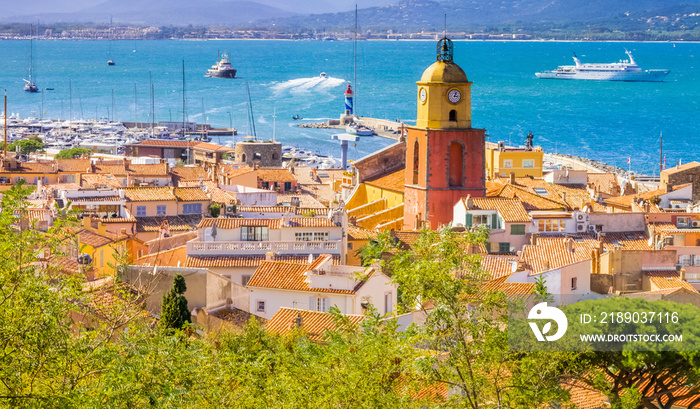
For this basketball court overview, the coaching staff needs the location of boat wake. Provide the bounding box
[271,76,345,94]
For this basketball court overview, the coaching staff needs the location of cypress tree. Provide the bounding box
[159,274,191,330]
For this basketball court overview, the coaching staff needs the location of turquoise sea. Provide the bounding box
[0,39,698,175]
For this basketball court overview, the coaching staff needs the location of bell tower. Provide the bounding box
[404,38,485,230]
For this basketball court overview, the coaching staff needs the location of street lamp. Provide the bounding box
[169,108,172,122]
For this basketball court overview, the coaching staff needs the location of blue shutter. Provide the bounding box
[194,203,202,214]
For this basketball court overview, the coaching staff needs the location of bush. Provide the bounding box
[209,203,221,217]
[55,147,93,159]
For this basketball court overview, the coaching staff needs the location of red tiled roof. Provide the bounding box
[465,197,531,223]
[123,187,176,202]
[364,168,405,193]
[247,260,356,294]
[185,254,341,268]
[173,187,210,202]
[266,307,365,342]
[197,218,282,229]
[257,168,297,183]
[480,255,519,280]
[136,215,202,233]
[55,158,92,173]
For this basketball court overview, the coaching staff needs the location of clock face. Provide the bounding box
[419,88,427,104]
[448,89,461,104]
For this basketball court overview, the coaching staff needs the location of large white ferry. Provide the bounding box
[536,50,669,82]
[205,53,237,79]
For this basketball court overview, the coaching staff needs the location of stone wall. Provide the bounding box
[235,141,282,167]
[353,141,406,184]
[661,162,700,203]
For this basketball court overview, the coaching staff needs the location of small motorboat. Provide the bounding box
[346,123,374,136]
[107,60,116,66]
[292,115,302,120]
[319,72,327,78]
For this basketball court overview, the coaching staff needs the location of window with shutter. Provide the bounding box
[465,214,473,227]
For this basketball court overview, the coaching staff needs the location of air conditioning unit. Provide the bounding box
[577,224,586,232]
[225,204,236,215]
[588,225,596,233]
[693,221,700,228]
[576,213,587,222]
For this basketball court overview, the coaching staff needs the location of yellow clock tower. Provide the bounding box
[415,38,472,129]
[404,37,485,230]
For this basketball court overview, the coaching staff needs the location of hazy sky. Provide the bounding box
[0,0,398,18]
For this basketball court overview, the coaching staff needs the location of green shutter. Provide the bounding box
[511,224,525,235]
[465,214,473,227]
[499,242,511,253]
[491,214,498,229]
[485,242,491,252]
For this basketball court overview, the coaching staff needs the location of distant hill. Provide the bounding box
[2,0,295,26]
[265,0,700,32]
[2,0,699,32]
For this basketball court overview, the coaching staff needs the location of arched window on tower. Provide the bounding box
[449,110,457,122]
[412,140,420,185]
[448,142,463,187]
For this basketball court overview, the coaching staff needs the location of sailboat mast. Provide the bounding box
[660,131,663,175]
[354,4,357,118]
[245,80,256,140]
[183,60,190,164]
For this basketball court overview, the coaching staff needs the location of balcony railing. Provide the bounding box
[187,239,342,256]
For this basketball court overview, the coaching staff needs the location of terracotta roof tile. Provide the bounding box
[645,271,698,292]
[171,166,209,182]
[276,193,325,208]
[94,164,127,176]
[1,162,57,174]
[466,197,531,223]
[480,255,519,280]
[55,158,92,173]
[364,168,405,193]
[236,206,331,216]
[136,215,202,233]
[219,164,255,178]
[587,173,619,196]
[287,217,338,228]
[128,163,169,176]
[81,174,123,189]
[298,184,337,205]
[123,187,176,202]
[257,168,297,183]
[77,228,125,248]
[266,308,365,342]
[197,217,282,229]
[247,260,356,294]
[482,275,535,299]
[347,225,378,240]
[173,187,210,202]
[185,254,341,268]
[662,161,700,175]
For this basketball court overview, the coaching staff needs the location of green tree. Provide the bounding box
[55,147,93,159]
[158,274,191,331]
[384,227,569,408]
[8,136,45,155]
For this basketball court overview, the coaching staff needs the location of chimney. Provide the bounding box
[509,172,516,184]
[530,233,538,246]
[542,260,550,271]
[97,222,106,235]
[464,194,473,209]
[561,192,567,203]
[199,177,204,186]
[680,268,686,281]
[295,312,303,328]
[82,217,91,229]
[566,237,574,253]
[265,251,276,261]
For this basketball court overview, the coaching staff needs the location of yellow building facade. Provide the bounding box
[486,146,544,180]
